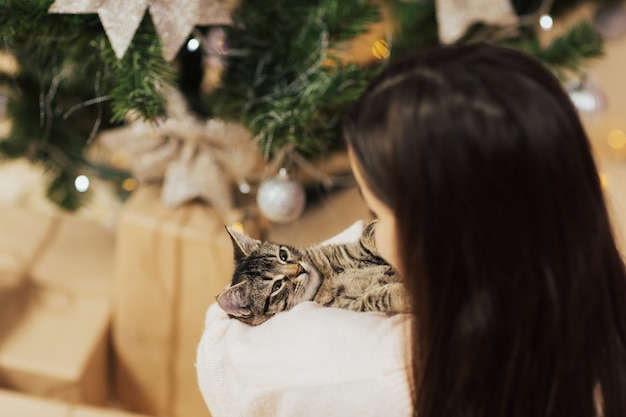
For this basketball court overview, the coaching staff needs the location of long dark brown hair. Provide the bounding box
[344,43,626,417]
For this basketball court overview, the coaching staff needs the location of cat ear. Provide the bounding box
[225,226,261,264]
[216,284,250,318]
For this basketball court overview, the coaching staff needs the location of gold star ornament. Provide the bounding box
[48,0,234,61]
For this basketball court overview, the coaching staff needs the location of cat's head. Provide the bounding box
[216,227,320,325]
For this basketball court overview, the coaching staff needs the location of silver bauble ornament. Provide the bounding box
[256,168,306,224]
[567,79,606,116]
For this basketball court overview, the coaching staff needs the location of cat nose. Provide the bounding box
[296,263,305,276]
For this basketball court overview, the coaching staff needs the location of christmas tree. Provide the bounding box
[0,0,612,212]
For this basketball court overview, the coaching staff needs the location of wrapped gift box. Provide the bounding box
[0,205,114,299]
[0,389,154,417]
[0,289,110,404]
[0,205,114,404]
[113,185,255,417]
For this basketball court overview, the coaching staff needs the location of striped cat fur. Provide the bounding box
[216,221,411,325]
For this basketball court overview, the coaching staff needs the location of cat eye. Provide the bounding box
[271,280,283,293]
[278,247,289,262]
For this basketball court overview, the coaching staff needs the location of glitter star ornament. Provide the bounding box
[435,0,518,44]
[48,0,233,61]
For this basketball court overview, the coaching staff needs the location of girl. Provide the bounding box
[344,42,626,417]
[197,43,626,417]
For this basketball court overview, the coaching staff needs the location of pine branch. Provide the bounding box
[1,70,98,209]
[0,0,615,211]
[103,15,177,123]
[384,0,439,58]
[0,1,176,209]
[541,21,604,75]
[1,1,175,123]
[505,21,604,79]
[205,0,383,160]
[323,0,381,43]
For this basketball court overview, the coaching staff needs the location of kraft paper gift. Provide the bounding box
[113,185,253,417]
[0,204,115,299]
[0,289,110,404]
[0,204,114,405]
[0,388,154,417]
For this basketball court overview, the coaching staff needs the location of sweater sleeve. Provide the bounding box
[196,301,413,417]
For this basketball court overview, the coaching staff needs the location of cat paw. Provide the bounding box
[363,283,411,314]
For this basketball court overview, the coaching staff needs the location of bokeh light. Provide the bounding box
[238,182,251,194]
[122,178,138,191]
[74,175,90,192]
[607,129,626,150]
[187,38,200,52]
[539,14,553,30]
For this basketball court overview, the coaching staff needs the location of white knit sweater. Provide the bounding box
[196,300,413,417]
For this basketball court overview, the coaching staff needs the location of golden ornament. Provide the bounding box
[371,39,390,60]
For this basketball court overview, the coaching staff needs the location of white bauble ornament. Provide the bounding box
[567,79,606,116]
[256,168,306,224]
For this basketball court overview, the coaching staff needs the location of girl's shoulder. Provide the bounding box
[197,301,414,417]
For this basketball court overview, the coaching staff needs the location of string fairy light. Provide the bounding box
[74,174,90,192]
[539,14,554,30]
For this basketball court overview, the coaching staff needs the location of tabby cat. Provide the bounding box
[216,221,411,325]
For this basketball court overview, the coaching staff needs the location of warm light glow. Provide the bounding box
[607,129,626,150]
[539,14,553,30]
[230,221,244,233]
[122,178,138,191]
[371,39,390,60]
[74,175,90,192]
